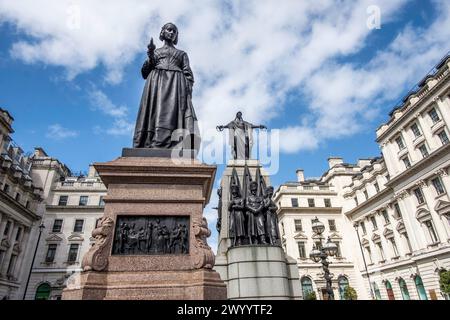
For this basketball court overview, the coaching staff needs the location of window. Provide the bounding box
[334,241,342,257]
[67,244,79,263]
[413,188,425,204]
[403,233,413,253]
[73,219,84,233]
[385,281,395,300]
[428,108,440,124]
[376,242,385,261]
[425,220,439,243]
[301,277,314,299]
[372,282,382,300]
[6,255,17,276]
[438,130,449,145]
[25,201,30,209]
[291,198,298,207]
[297,242,306,259]
[370,216,378,230]
[354,197,358,206]
[58,195,68,206]
[324,198,331,208]
[395,136,406,150]
[418,144,429,158]
[393,203,402,219]
[328,219,337,231]
[399,278,410,300]
[99,196,105,206]
[360,221,367,235]
[410,123,422,138]
[374,182,380,193]
[15,193,21,202]
[308,199,315,207]
[431,177,446,195]
[4,221,11,236]
[79,196,88,206]
[35,283,51,300]
[52,219,63,233]
[414,276,428,300]
[294,219,303,232]
[15,227,22,241]
[389,238,399,257]
[363,190,368,200]
[45,244,57,263]
[402,156,411,169]
[303,186,313,190]
[365,246,373,264]
[338,276,349,300]
[381,210,390,224]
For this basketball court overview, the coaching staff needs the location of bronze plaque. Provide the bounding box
[112,215,189,255]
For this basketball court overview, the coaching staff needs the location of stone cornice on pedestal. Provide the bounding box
[94,157,216,207]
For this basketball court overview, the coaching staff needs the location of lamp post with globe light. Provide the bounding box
[309,216,338,300]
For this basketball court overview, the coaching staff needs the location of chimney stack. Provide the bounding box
[296,169,305,182]
[328,157,343,169]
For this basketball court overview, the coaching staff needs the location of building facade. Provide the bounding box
[274,163,369,300]
[276,53,450,300]
[0,108,45,300]
[26,153,106,300]
[343,54,450,300]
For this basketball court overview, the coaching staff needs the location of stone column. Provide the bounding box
[1,221,17,275]
[420,179,448,242]
[395,192,422,251]
[12,227,31,280]
[416,113,438,150]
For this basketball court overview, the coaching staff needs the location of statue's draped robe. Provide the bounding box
[228,198,246,242]
[133,46,198,148]
[227,120,254,160]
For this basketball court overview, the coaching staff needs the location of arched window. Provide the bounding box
[398,278,410,300]
[372,282,382,300]
[301,276,314,299]
[35,283,51,300]
[338,276,349,300]
[385,280,395,300]
[414,276,428,300]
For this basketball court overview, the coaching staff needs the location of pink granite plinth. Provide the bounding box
[62,156,226,300]
[62,269,226,300]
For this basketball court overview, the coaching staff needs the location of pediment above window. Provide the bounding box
[311,233,322,240]
[371,233,381,242]
[67,234,84,242]
[0,237,11,249]
[46,234,63,242]
[383,228,394,238]
[361,238,369,246]
[329,232,342,240]
[396,222,406,233]
[293,232,308,240]
[434,200,450,216]
[416,208,431,223]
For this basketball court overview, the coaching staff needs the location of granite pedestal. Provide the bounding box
[62,154,226,300]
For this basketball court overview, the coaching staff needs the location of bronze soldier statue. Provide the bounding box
[245,181,266,244]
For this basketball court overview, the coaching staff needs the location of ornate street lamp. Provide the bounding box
[22,222,45,300]
[310,216,335,300]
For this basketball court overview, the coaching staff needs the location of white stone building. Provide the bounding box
[276,53,450,300]
[273,163,369,300]
[26,150,106,300]
[0,108,45,300]
[343,53,450,300]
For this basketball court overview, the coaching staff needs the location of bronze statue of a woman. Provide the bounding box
[133,23,199,150]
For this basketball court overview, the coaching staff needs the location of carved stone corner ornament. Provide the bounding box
[81,216,114,272]
[192,217,215,269]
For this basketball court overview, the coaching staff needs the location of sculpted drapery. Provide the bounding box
[133,23,198,149]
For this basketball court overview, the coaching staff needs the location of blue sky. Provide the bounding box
[1,0,449,249]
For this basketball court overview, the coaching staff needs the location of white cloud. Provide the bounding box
[2,0,450,154]
[46,124,78,140]
[88,88,134,136]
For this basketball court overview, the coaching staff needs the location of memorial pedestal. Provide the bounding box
[62,155,226,300]
[214,160,301,300]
